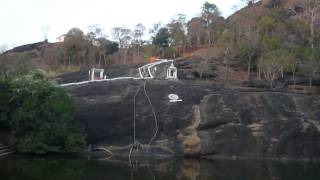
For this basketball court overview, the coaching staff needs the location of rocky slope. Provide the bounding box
[66,78,320,160]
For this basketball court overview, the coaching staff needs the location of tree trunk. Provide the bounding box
[224,47,230,81]
[98,52,102,68]
[292,71,296,89]
[309,77,313,88]
[103,53,107,65]
[247,54,252,80]
[208,30,211,47]
[311,9,315,58]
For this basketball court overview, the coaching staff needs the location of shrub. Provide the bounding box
[0,70,86,153]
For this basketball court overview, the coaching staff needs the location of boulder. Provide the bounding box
[67,79,320,160]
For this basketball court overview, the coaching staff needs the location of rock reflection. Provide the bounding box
[0,155,319,180]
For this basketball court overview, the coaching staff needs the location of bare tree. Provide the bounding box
[296,0,320,87]
[133,23,145,58]
[239,28,260,79]
[111,27,122,43]
[201,1,220,47]
[299,0,320,55]
[258,50,285,88]
[41,26,50,41]
[149,22,162,40]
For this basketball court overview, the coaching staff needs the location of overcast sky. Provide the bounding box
[0,0,245,48]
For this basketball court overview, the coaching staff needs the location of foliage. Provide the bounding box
[0,70,86,153]
[0,78,12,128]
[152,28,170,48]
[163,47,178,59]
[258,49,297,87]
[261,36,281,50]
[202,1,220,17]
[143,44,156,59]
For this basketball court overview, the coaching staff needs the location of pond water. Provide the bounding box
[0,155,320,180]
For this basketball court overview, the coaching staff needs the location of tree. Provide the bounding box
[63,28,89,66]
[120,28,132,46]
[187,17,207,49]
[133,23,145,59]
[258,50,292,88]
[201,1,221,46]
[66,28,84,40]
[238,29,260,79]
[298,0,320,58]
[111,27,122,43]
[149,22,162,40]
[0,70,86,153]
[41,26,50,41]
[285,53,299,89]
[153,27,170,57]
[168,14,187,57]
[219,29,232,81]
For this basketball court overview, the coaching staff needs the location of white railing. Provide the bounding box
[60,59,173,87]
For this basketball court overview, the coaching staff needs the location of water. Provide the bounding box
[1,155,320,180]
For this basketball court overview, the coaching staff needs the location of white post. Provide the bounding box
[91,69,95,80]
[100,71,103,79]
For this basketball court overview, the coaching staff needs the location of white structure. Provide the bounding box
[89,68,106,81]
[61,59,178,87]
[167,63,177,79]
[168,94,182,102]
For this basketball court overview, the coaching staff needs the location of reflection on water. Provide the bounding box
[0,155,320,180]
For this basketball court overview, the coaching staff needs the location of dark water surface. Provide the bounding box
[0,155,320,180]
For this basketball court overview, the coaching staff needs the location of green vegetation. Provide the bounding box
[0,70,86,154]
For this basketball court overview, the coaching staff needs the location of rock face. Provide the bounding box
[67,79,320,160]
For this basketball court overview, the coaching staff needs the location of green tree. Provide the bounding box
[238,29,260,79]
[168,14,187,57]
[0,70,86,153]
[153,27,170,57]
[219,29,232,81]
[153,27,170,48]
[201,1,221,46]
[258,49,297,88]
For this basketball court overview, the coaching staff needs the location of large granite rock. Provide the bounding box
[67,79,320,160]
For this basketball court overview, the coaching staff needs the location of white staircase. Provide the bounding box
[0,143,14,157]
[138,59,173,79]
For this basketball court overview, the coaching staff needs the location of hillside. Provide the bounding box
[0,0,319,87]
[1,0,320,160]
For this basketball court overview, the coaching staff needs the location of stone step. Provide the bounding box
[0,146,9,150]
[0,151,14,157]
[0,143,14,157]
[0,148,11,154]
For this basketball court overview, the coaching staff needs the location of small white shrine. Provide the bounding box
[166,63,178,79]
[89,68,106,81]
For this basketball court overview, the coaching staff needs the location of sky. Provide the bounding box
[0,0,245,48]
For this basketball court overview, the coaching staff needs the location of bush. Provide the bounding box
[0,70,86,153]
[162,47,178,59]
